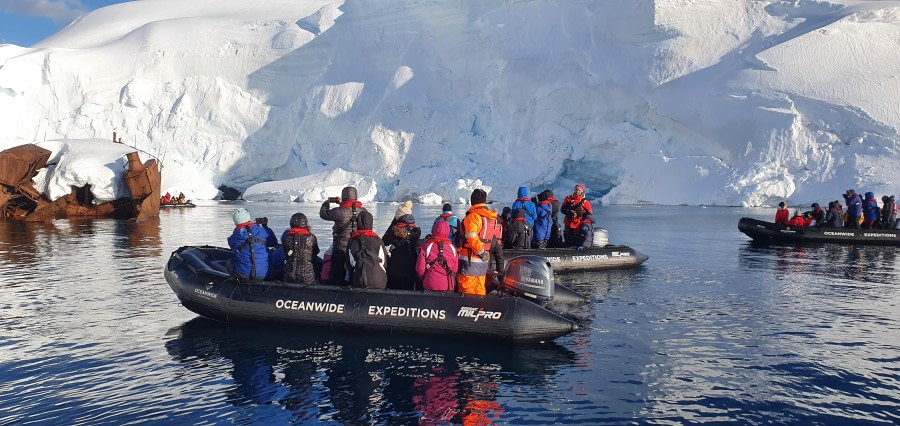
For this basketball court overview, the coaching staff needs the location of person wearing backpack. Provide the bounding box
[511,186,537,227]
[383,213,422,290]
[320,186,368,284]
[226,208,269,282]
[433,203,459,240]
[416,220,459,292]
[507,208,531,249]
[346,211,389,289]
[282,213,320,285]
[561,184,593,245]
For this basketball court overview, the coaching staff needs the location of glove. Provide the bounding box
[577,246,585,252]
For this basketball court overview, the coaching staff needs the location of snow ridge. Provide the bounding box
[2,0,900,206]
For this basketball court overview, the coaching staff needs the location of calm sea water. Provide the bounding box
[1,203,898,424]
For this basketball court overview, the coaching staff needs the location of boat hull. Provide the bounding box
[165,246,580,343]
[505,245,648,273]
[738,217,900,246]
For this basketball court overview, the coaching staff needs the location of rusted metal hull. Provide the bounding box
[0,144,161,222]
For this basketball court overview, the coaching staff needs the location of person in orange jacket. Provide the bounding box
[457,189,501,296]
[560,184,592,244]
[774,201,789,225]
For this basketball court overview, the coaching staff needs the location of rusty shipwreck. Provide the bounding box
[0,141,161,222]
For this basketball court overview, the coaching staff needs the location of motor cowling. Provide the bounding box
[502,255,554,303]
[593,228,609,247]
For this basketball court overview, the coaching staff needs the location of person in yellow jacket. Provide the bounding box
[457,189,501,295]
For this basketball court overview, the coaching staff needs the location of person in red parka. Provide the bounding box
[775,201,789,225]
[416,220,459,292]
[560,184,593,245]
[787,209,806,226]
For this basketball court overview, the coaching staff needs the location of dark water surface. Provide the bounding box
[1,203,898,424]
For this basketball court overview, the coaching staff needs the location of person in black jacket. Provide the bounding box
[382,213,422,290]
[825,201,844,228]
[282,213,320,285]
[881,195,897,229]
[541,189,563,247]
[320,186,368,285]
[346,211,389,289]
[804,203,826,227]
[507,208,531,249]
[576,213,595,251]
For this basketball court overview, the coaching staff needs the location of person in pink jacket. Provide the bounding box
[416,220,459,292]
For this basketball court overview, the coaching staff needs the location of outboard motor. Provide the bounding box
[502,255,554,304]
[592,228,609,247]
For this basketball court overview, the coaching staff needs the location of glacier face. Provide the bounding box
[1,0,899,205]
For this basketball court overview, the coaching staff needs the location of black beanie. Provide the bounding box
[442,203,452,212]
[470,189,487,205]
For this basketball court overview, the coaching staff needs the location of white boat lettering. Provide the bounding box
[823,231,855,237]
[864,233,895,238]
[194,288,217,299]
[545,256,563,263]
[275,299,345,313]
[519,276,544,286]
[367,306,446,319]
[457,306,502,321]
[572,254,609,261]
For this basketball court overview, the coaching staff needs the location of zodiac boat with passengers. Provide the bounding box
[164,246,587,343]
[738,217,900,246]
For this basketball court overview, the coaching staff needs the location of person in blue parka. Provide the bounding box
[511,186,537,227]
[844,189,862,229]
[227,208,269,281]
[533,191,553,248]
[862,191,880,228]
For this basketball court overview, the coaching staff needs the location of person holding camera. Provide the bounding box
[561,184,593,246]
[320,186,368,284]
[254,216,279,248]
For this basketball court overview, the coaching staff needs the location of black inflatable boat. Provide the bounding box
[164,246,586,343]
[738,217,900,246]
[504,245,648,273]
[161,202,196,208]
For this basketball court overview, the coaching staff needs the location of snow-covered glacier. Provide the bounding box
[1,0,899,206]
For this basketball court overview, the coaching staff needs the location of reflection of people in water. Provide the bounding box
[165,319,577,423]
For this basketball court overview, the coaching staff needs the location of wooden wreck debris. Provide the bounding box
[0,142,161,221]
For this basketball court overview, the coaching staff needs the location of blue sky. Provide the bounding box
[0,0,126,46]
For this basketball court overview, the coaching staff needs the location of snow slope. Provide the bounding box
[2,0,899,206]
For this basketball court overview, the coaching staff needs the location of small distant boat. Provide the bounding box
[506,245,649,273]
[161,202,196,208]
[738,217,900,246]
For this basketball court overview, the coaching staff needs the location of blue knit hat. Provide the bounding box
[232,208,252,225]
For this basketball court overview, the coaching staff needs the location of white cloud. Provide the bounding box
[0,0,87,23]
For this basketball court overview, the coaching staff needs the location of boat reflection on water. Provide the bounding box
[739,242,900,285]
[165,317,578,424]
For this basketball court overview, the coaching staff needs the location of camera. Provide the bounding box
[327,196,341,203]
[255,217,268,226]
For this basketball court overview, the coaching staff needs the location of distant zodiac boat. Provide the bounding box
[738,217,900,246]
[164,246,585,343]
[507,245,649,273]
